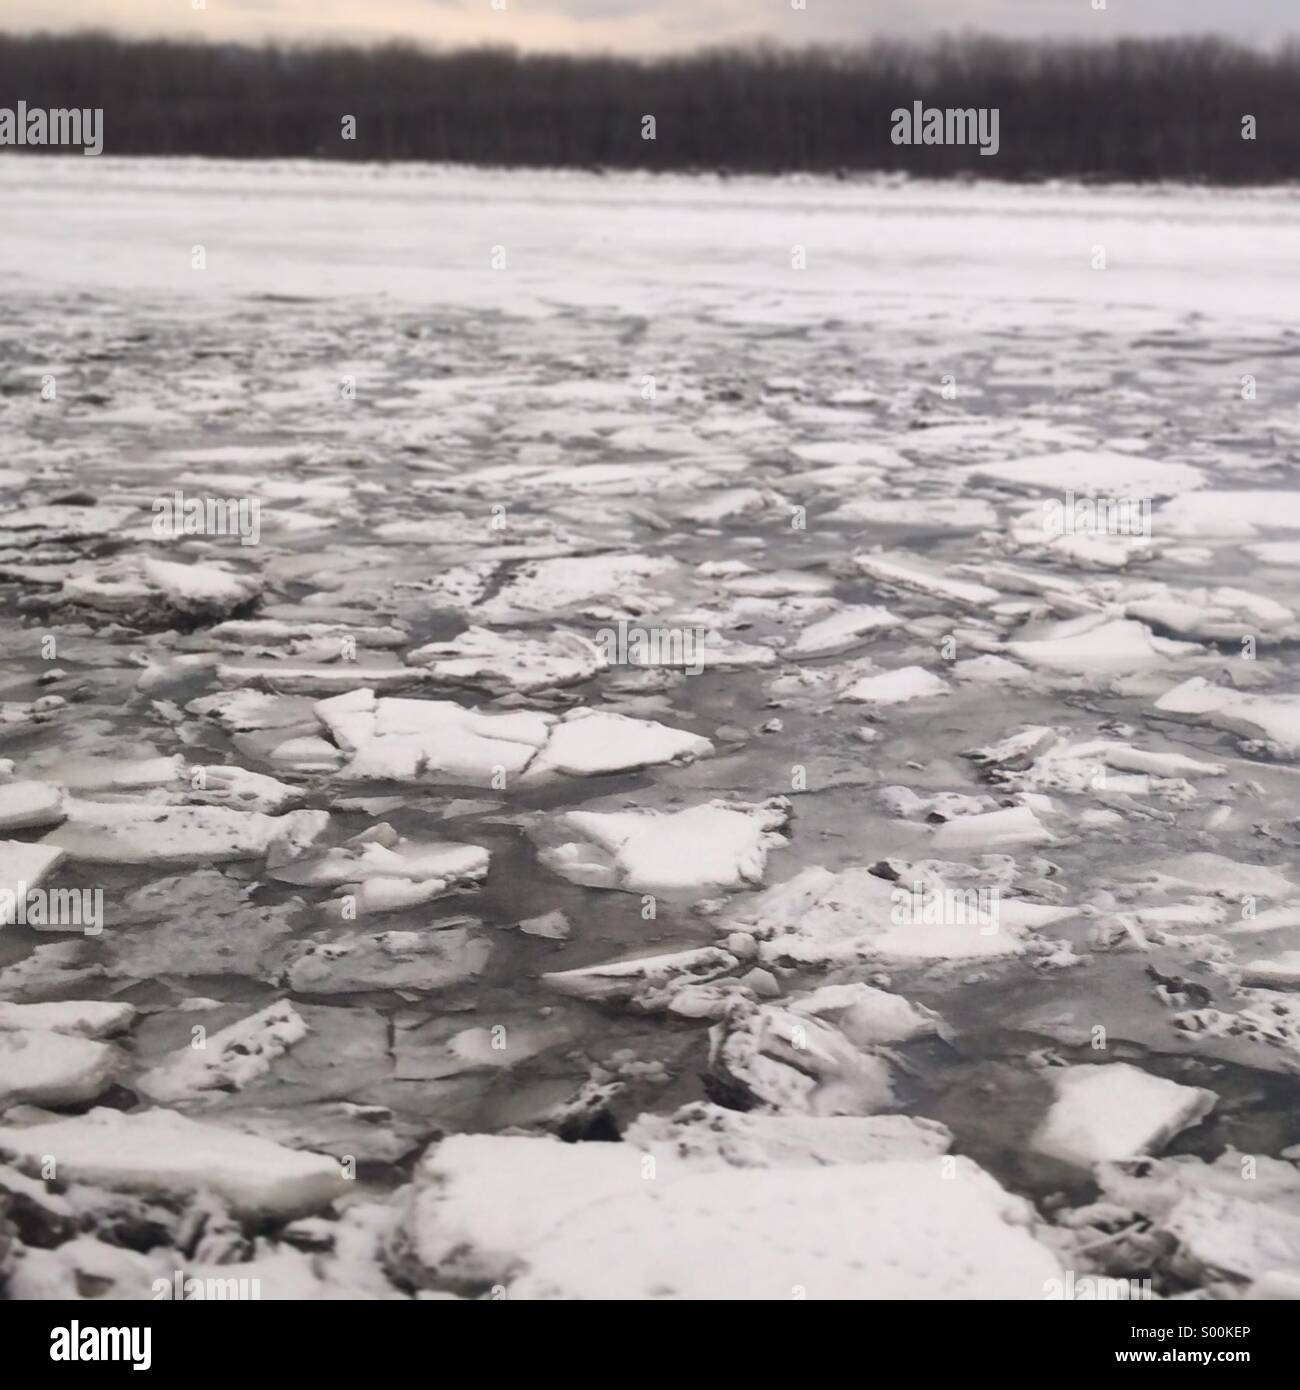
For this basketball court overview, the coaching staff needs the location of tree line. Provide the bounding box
[1,31,1297,181]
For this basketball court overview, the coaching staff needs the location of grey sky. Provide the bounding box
[8,0,1295,52]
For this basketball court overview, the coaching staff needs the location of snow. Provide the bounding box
[0,999,135,1038]
[0,1107,348,1217]
[837,666,949,706]
[0,781,66,831]
[42,800,330,865]
[0,1029,117,1106]
[968,450,1204,497]
[540,798,791,894]
[508,1158,1060,1299]
[850,553,1000,609]
[0,842,66,925]
[541,946,738,1008]
[1155,677,1300,758]
[523,708,713,780]
[138,1001,309,1103]
[1032,1063,1217,1167]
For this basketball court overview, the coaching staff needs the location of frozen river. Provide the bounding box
[1,161,1300,1299]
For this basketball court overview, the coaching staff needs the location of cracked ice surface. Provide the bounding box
[1,163,1299,1300]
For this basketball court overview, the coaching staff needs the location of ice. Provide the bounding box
[1005,617,1198,676]
[788,605,901,657]
[268,826,489,891]
[789,983,942,1045]
[0,1029,118,1107]
[837,666,949,706]
[850,553,1000,609]
[507,1159,1059,1300]
[967,450,1204,497]
[522,709,713,780]
[1157,491,1300,539]
[45,556,261,627]
[1032,1063,1216,1167]
[480,553,679,621]
[0,781,66,831]
[733,865,1023,967]
[623,1103,952,1166]
[931,805,1057,850]
[0,1108,348,1217]
[541,946,738,1009]
[313,688,550,784]
[138,1001,309,1103]
[708,999,896,1115]
[1155,676,1300,758]
[285,926,491,995]
[0,1000,135,1038]
[0,842,66,925]
[539,798,791,894]
[42,801,330,865]
[407,626,604,693]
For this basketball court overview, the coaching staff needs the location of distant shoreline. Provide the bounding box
[2,30,1298,182]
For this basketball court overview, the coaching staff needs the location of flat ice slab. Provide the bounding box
[1032,1063,1216,1167]
[0,1107,349,1216]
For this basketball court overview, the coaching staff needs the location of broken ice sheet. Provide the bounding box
[0,1108,348,1218]
[1031,1063,1216,1168]
[535,797,791,895]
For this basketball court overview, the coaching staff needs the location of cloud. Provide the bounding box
[4,0,1294,51]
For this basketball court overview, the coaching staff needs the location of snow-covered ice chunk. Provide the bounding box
[0,999,134,1038]
[708,999,895,1115]
[789,983,941,1045]
[850,553,1000,609]
[0,1108,348,1216]
[1157,491,1300,539]
[481,553,679,620]
[0,841,65,925]
[138,1001,309,1103]
[268,826,488,891]
[788,605,900,658]
[0,780,65,831]
[539,798,790,894]
[285,927,491,995]
[1031,1063,1216,1167]
[314,688,551,784]
[522,708,713,780]
[931,805,1056,850]
[968,450,1204,498]
[407,626,604,693]
[508,1158,1060,1299]
[0,1028,117,1106]
[1155,677,1300,758]
[541,946,737,1009]
[42,801,329,865]
[45,555,261,626]
[1005,617,1198,676]
[837,666,948,706]
[624,1102,951,1167]
[733,865,1023,967]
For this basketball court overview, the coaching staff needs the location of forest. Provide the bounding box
[1,31,1297,181]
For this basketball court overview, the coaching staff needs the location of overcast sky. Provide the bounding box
[9,0,1295,53]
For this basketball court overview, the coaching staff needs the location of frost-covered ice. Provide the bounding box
[1032,1063,1217,1167]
